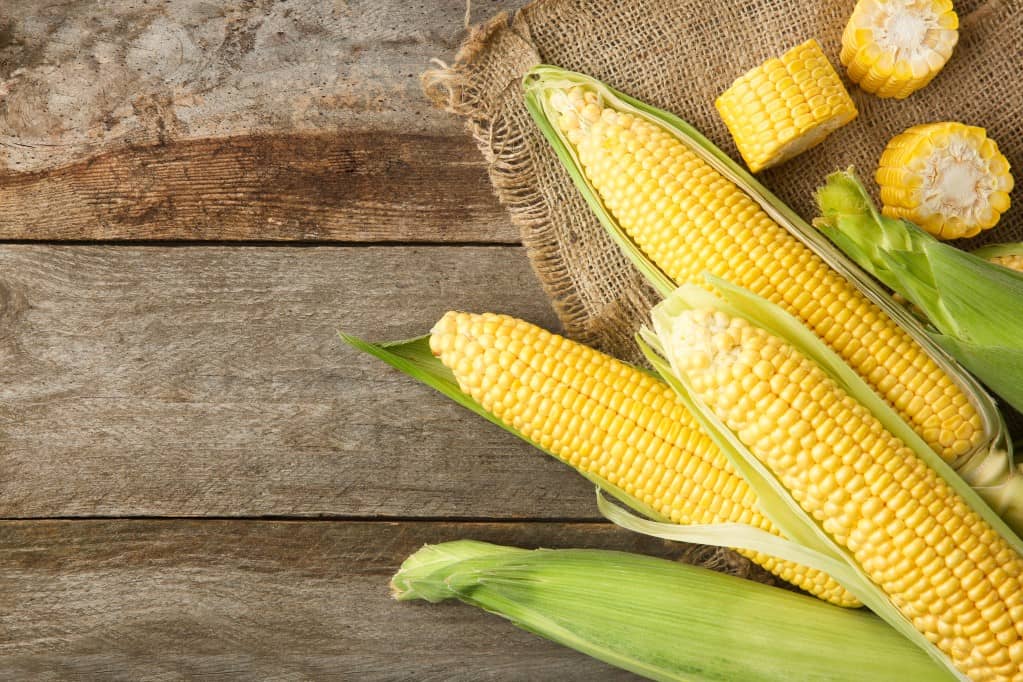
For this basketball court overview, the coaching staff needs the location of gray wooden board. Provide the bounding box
[0,519,721,680]
[0,244,633,519]
[0,0,526,241]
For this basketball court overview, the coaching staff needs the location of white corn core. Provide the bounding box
[860,0,949,62]
[916,137,996,223]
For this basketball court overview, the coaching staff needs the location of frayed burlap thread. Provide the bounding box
[424,0,1021,580]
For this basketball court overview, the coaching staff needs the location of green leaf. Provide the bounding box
[393,540,952,682]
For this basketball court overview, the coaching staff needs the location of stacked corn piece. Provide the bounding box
[841,0,958,99]
[714,39,858,172]
[429,310,859,606]
[548,84,984,462]
[976,244,1023,273]
[661,305,1023,681]
[877,122,1014,239]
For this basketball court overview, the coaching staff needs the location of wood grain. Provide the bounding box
[0,244,628,520]
[0,519,722,680]
[0,133,514,242]
[0,0,526,242]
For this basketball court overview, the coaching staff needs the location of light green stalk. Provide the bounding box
[392,540,950,682]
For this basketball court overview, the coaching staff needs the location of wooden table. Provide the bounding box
[1,2,690,678]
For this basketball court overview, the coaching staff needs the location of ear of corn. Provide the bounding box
[642,280,1023,681]
[816,170,1023,422]
[974,244,1023,273]
[523,65,1006,468]
[715,39,858,172]
[877,122,1013,239]
[392,540,951,682]
[341,321,860,606]
[840,0,958,99]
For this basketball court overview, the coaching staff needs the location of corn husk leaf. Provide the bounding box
[392,540,951,682]
[522,65,1005,471]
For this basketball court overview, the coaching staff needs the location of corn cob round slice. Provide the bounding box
[841,0,958,99]
[665,307,1023,681]
[429,310,859,607]
[549,86,983,462]
[715,39,858,173]
[878,122,1014,239]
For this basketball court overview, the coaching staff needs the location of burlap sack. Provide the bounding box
[426,0,1019,362]
[424,0,1020,579]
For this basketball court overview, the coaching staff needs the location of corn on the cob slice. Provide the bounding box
[428,310,858,606]
[841,0,958,99]
[877,122,1013,239]
[975,244,1023,273]
[715,39,858,173]
[657,302,1023,682]
[537,76,983,463]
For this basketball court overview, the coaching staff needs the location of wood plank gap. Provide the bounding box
[0,516,608,524]
[0,239,522,248]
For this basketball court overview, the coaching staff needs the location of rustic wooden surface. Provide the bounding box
[0,1,709,679]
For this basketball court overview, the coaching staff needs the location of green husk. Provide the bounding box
[523,65,1009,482]
[392,540,951,682]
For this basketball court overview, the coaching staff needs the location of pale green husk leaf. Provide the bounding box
[392,540,951,682]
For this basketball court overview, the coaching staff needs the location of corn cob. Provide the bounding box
[661,305,1023,681]
[715,39,858,173]
[429,310,858,606]
[545,82,983,462]
[841,0,958,99]
[877,122,1014,239]
[975,244,1023,273]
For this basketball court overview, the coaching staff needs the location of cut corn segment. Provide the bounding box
[975,243,1023,273]
[429,310,859,606]
[841,0,958,99]
[536,75,984,462]
[660,304,1023,681]
[715,39,858,172]
[878,122,1014,239]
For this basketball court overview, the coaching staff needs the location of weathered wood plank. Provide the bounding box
[0,519,763,680]
[0,133,514,242]
[0,0,525,241]
[0,244,620,519]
